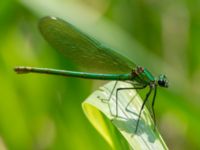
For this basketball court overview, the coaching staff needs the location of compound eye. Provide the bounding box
[158,74,168,87]
[158,80,164,86]
[158,79,168,87]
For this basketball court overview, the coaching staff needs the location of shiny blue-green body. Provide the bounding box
[15,16,156,86]
[14,16,169,133]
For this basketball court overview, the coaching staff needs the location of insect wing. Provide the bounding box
[39,16,136,73]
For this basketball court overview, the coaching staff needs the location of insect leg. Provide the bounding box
[115,86,141,118]
[98,81,118,117]
[101,81,118,103]
[151,85,157,130]
[135,87,152,133]
[125,84,147,115]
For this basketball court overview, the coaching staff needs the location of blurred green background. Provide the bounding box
[1,0,200,149]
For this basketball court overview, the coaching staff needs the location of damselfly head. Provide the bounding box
[157,74,168,88]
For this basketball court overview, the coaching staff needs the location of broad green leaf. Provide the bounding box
[82,81,168,150]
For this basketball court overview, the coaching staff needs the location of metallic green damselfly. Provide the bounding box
[14,16,168,133]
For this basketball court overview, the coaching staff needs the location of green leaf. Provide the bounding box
[82,81,168,150]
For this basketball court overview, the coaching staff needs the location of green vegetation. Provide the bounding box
[0,0,200,149]
[83,81,168,150]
